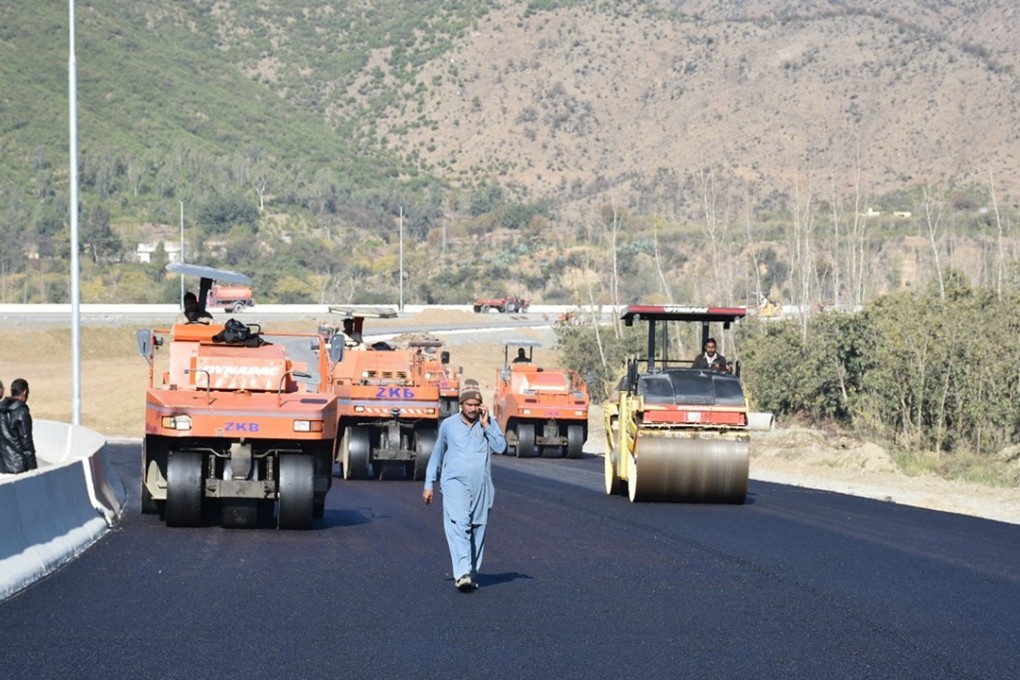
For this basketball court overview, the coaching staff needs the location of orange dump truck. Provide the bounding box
[208,284,255,313]
[138,264,336,529]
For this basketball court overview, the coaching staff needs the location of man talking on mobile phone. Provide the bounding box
[422,381,507,592]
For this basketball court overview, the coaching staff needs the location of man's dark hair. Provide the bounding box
[10,378,28,398]
[705,337,718,347]
[183,291,197,303]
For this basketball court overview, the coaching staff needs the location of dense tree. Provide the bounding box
[80,203,123,264]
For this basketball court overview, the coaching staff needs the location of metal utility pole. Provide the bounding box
[68,0,81,425]
[179,201,185,309]
[399,206,404,312]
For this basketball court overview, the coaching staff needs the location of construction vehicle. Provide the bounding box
[472,296,530,313]
[413,341,462,418]
[328,307,440,481]
[208,284,255,313]
[604,305,749,503]
[137,263,337,529]
[493,340,590,458]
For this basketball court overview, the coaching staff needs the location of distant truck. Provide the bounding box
[209,284,255,313]
[472,296,529,313]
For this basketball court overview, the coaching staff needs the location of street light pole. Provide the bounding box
[399,206,404,313]
[68,0,81,426]
[179,201,185,309]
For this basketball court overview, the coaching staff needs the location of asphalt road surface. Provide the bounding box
[1,444,1019,679]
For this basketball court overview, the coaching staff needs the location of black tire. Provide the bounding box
[473,305,482,313]
[481,304,491,313]
[505,301,517,313]
[566,424,585,459]
[231,301,246,313]
[313,496,325,519]
[342,427,371,480]
[517,423,537,458]
[414,427,437,481]
[165,451,204,527]
[278,455,315,530]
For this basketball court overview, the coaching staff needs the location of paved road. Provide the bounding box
[1,444,1018,679]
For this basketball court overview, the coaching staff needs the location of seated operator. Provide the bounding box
[341,318,364,347]
[175,291,213,325]
[512,347,531,364]
[691,337,728,373]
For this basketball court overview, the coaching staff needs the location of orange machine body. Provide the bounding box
[493,360,590,458]
[138,321,337,529]
[329,343,441,480]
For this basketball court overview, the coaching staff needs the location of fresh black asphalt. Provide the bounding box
[1,443,1018,679]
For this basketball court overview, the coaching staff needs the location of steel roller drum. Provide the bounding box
[626,433,749,503]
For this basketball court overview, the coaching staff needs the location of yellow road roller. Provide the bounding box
[604,305,749,503]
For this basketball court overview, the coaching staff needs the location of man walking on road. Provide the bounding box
[0,378,37,474]
[422,383,507,592]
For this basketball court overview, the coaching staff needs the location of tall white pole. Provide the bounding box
[399,206,404,312]
[179,200,185,309]
[68,0,82,426]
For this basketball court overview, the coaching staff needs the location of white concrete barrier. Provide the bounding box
[748,412,776,431]
[0,420,127,601]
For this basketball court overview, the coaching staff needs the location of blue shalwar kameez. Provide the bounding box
[424,413,507,580]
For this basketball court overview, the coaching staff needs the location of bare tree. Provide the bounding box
[650,216,674,304]
[846,151,871,307]
[697,164,732,303]
[254,174,270,212]
[742,193,765,306]
[597,200,624,336]
[787,177,815,338]
[989,170,1006,299]
[829,178,842,309]
[922,186,946,300]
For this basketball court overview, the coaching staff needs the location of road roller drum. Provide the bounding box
[626,432,749,503]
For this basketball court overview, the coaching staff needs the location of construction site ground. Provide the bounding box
[1,307,1017,526]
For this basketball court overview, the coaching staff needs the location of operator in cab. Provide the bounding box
[692,337,728,373]
[175,291,213,325]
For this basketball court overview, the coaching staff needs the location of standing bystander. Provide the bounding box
[422,383,507,592]
[0,378,37,474]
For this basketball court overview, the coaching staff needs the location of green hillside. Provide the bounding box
[1,1,1018,308]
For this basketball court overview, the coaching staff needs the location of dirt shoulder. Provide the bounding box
[749,427,1020,526]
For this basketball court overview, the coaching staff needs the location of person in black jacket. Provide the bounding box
[692,338,728,373]
[0,378,37,474]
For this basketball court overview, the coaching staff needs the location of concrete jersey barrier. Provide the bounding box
[0,420,127,601]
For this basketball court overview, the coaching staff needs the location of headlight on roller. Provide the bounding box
[293,420,325,433]
[161,415,192,431]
